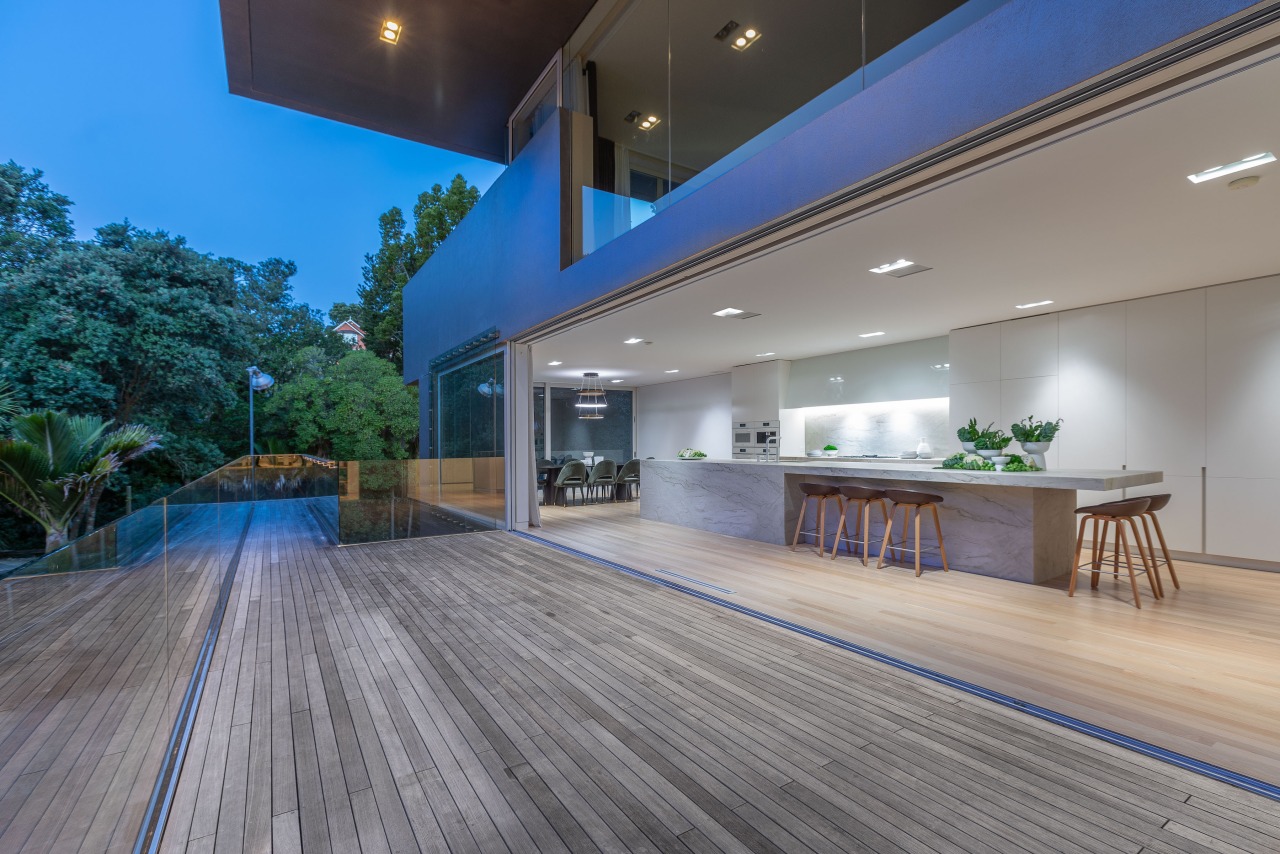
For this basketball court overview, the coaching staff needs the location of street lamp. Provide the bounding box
[246,366,275,462]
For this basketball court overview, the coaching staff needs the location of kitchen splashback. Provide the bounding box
[800,397,950,456]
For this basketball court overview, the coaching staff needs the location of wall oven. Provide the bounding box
[731,421,778,458]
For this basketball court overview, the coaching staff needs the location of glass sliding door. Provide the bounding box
[432,349,506,528]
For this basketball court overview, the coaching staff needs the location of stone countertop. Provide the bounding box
[650,458,1161,492]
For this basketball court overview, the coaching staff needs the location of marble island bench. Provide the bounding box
[640,459,1163,583]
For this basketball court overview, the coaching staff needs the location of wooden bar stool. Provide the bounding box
[830,485,889,566]
[1136,493,1181,591]
[1069,497,1160,608]
[877,490,949,577]
[790,483,842,557]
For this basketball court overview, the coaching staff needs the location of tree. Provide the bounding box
[228,257,347,381]
[332,174,481,369]
[0,161,74,276]
[0,411,160,552]
[263,351,418,460]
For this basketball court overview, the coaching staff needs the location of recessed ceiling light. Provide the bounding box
[610,379,624,383]
[731,26,761,51]
[1187,152,1275,183]
[870,259,914,274]
[665,369,679,373]
[380,20,401,43]
[755,352,775,357]
[858,331,885,338]
[547,361,562,366]
[1015,300,1054,309]
[712,307,745,317]
[625,110,661,131]
[931,363,951,371]
[624,337,644,344]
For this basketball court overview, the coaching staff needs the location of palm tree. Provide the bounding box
[0,411,161,553]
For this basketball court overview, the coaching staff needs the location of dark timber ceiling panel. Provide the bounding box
[219,0,597,162]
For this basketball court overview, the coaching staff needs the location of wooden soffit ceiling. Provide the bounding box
[219,0,597,162]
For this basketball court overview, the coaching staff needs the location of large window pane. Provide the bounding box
[548,385,633,464]
[432,350,506,528]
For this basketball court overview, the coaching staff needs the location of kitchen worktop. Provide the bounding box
[642,459,1163,583]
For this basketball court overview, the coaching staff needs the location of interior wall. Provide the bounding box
[637,373,732,459]
[785,337,950,408]
[948,274,1280,565]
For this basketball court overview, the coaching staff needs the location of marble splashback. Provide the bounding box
[801,397,950,457]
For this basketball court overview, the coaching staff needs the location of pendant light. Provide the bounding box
[575,372,607,419]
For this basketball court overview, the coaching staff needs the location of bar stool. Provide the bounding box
[790,483,842,557]
[877,490,949,577]
[1135,494,1180,591]
[830,485,889,566]
[1069,497,1160,608]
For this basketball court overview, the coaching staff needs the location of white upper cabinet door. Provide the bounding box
[1001,376,1060,469]
[1206,476,1280,562]
[949,324,1000,385]
[1001,314,1059,380]
[1207,275,1280,479]
[1058,303,1126,470]
[948,381,1001,447]
[1125,289,1206,477]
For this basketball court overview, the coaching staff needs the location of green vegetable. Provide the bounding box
[823,444,839,451]
[940,452,967,469]
[973,429,1013,451]
[1011,416,1063,443]
[956,418,988,443]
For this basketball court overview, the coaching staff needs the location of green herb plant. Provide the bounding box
[955,418,987,444]
[1011,416,1063,444]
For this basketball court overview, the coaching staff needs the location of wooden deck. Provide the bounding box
[537,500,1280,788]
[0,504,249,854]
[149,501,1279,852]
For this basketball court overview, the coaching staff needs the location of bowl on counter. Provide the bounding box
[900,452,919,459]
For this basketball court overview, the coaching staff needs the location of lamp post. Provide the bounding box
[247,363,275,496]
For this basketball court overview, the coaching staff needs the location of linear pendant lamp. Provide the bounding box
[575,372,606,419]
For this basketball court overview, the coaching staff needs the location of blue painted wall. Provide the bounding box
[404,0,1258,391]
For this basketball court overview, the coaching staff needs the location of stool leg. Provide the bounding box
[877,504,896,569]
[1070,515,1088,597]
[1130,518,1161,600]
[1118,523,1142,608]
[851,499,864,558]
[859,500,871,566]
[1149,512,1181,589]
[790,497,809,551]
[1092,519,1109,589]
[1137,515,1165,598]
[1113,521,1123,578]
[817,496,829,557]
[913,506,922,577]
[929,503,949,572]
[829,502,848,561]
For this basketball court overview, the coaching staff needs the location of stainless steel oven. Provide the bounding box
[731,421,779,458]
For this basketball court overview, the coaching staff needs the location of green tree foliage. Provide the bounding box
[0,161,74,275]
[331,174,480,369]
[264,351,418,460]
[229,257,347,381]
[0,411,160,552]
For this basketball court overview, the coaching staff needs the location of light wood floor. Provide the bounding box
[157,501,1280,852]
[537,500,1280,788]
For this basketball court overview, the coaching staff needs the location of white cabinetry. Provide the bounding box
[949,325,1000,385]
[1125,290,1206,478]
[1205,276,1280,562]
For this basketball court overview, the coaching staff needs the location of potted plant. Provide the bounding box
[823,443,839,457]
[676,448,707,460]
[955,418,989,454]
[1010,416,1062,470]
[973,429,1012,460]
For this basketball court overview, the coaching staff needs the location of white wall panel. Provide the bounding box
[1206,477,1280,562]
[1206,275,1280,479]
[1001,376,1060,469]
[1129,475,1202,554]
[1125,290,1206,477]
[947,381,1001,450]
[1001,314,1059,380]
[638,373,732,460]
[1058,303,1126,470]
[949,324,1001,385]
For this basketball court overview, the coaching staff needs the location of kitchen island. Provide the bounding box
[641,459,1162,583]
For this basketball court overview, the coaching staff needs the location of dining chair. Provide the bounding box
[554,460,588,506]
[617,458,641,500]
[586,459,617,503]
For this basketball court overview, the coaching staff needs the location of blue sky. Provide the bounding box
[0,1,505,314]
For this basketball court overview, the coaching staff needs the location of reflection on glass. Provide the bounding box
[434,350,506,528]
[548,386,634,463]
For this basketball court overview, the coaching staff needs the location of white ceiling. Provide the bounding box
[535,49,1280,387]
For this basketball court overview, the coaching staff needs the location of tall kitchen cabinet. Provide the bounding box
[1206,276,1280,561]
[1124,290,1206,553]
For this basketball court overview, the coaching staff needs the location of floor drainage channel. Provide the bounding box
[511,529,1280,803]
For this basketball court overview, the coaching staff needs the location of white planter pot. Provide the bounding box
[823,450,839,457]
[1020,441,1052,470]
[961,442,977,454]
[976,449,1000,460]
[992,455,1011,471]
